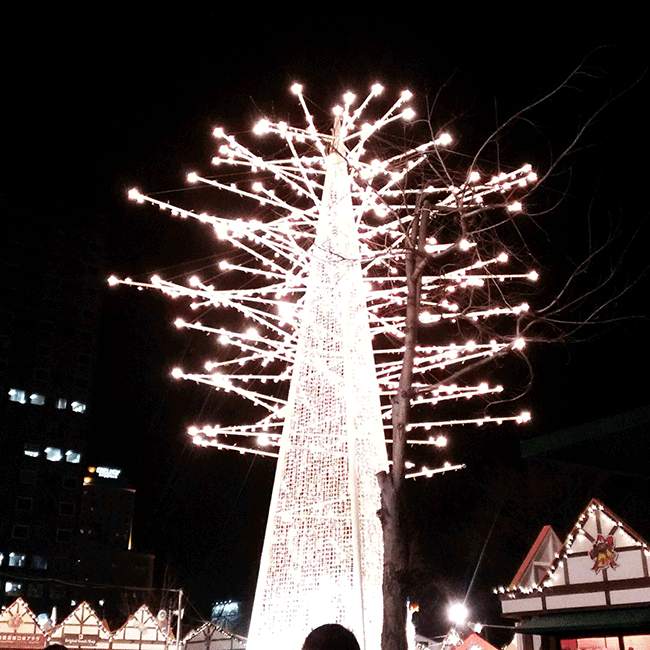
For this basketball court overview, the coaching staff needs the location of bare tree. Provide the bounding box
[375,58,644,650]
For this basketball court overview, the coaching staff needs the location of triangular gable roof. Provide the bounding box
[500,498,650,617]
[455,632,499,650]
[0,597,46,648]
[184,621,247,649]
[509,525,562,590]
[111,604,174,649]
[48,601,111,649]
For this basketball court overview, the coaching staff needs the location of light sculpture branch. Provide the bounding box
[112,84,535,473]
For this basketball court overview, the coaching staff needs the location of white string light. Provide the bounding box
[114,84,539,650]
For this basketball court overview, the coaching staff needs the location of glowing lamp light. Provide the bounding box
[343,92,356,105]
[459,239,472,251]
[254,119,271,135]
[107,275,119,286]
[468,171,481,183]
[528,270,539,281]
[371,83,384,96]
[508,201,523,212]
[401,108,415,120]
[497,252,508,263]
[400,89,413,101]
[517,411,532,423]
[437,132,453,146]
[448,602,468,626]
[128,188,144,203]
[171,367,183,379]
[513,338,526,350]
[290,83,303,95]
[187,172,199,183]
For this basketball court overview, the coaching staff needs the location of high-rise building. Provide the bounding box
[0,210,153,621]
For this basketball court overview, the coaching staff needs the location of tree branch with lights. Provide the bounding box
[110,76,629,650]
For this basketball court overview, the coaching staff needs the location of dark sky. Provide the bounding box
[4,11,649,640]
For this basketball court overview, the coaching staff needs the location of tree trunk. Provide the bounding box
[378,468,408,650]
[379,203,428,650]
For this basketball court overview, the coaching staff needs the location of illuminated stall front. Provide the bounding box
[498,499,650,650]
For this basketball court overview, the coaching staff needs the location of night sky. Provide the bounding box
[4,11,649,641]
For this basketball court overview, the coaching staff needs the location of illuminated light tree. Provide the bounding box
[110,83,538,650]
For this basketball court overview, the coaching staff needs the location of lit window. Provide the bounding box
[57,398,67,409]
[5,582,22,595]
[8,389,26,404]
[30,393,45,405]
[45,447,63,462]
[0,553,4,566]
[71,401,86,413]
[24,444,40,458]
[9,553,26,567]
[65,450,81,464]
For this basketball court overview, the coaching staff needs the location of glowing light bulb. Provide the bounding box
[187,172,199,183]
[371,83,384,95]
[171,368,183,379]
[448,602,468,625]
[517,411,531,423]
[291,83,303,95]
[401,108,415,120]
[437,133,452,146]
[107,275,119,286]
[254,119,271,135]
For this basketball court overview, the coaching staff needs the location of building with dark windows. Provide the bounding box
[0,211,153,624]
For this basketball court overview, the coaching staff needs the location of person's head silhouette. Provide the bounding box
[302,624,361,650]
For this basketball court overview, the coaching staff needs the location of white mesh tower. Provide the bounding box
[246,119,388,650]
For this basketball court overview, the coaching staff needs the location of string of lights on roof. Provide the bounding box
[110,83,538,477]
[495,499,650,596]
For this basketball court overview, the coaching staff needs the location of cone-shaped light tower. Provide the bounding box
[246,116,388,650]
